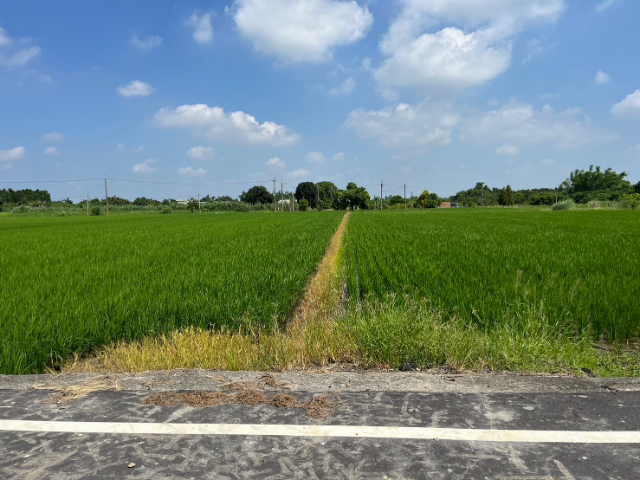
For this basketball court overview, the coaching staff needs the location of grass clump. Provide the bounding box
[552,199,575,211]
[346,296,640,377]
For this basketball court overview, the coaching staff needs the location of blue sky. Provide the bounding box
[1,0,639,201]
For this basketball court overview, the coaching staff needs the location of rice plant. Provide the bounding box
[344,209,640,341]
[0,212,344,374]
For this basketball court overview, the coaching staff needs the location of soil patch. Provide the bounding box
[141,389,337,418]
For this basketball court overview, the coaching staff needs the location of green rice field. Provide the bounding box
[345,209,640,341]
[0,212,343,374]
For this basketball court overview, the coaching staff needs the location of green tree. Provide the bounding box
[299,198,309,211]
[388,195,404,206]
[295,182,317,208]
[240,185,272,204]
[333,183,370,210]
[498,185,514,206]
[133,197,159,206]
[562,165,633,203]
[451,182,497,206]
[186,198,198,213]
[316,181,338,203]
[416,190,434,208]
[106,196,131,206]
[0,188,52,205]
[635,181,640,194]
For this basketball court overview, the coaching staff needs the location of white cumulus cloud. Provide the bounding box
[495,145,520,156]
[129,34,163,50]
[187,146,216,161]
[44,146,59,156]
[265,157,286,168]
[332,152,345,162]
[611,90,640,118]
[462,101,618,149]
[134,145,145,152]
[0,146,25,162]
[328,77,356,95]
[0,27,12,46]
[233,0,373,63]
[133,163,157,174]
[595,0,620,13]
[306,151,326,164]
[0,46,41,68]
[345,101,461,149]
[286,169,312,179]
[177,166,208,177]
[117,143,126,151]
[117,80,156,97]
[595,70,611,85]
[374,0,564,96]
[188,12,214,44]
[154,104,300,147]
[42,132,64,143]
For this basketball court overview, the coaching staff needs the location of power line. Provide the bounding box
[110,178,272,186]
[0,178,103,184]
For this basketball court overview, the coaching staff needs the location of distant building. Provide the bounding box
[277,199,290,205]
[440,202,460,209]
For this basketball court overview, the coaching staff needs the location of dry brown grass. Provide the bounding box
[33,376,121,404]
[141,389,337,418]
[63,212,357,374]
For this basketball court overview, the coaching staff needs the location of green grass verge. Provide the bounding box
[346,296,640,377]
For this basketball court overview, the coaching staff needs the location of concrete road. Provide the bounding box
[0,371,639,479]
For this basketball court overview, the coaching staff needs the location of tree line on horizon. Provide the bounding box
[2,166,639,212]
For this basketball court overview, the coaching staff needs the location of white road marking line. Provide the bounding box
[0,420,639,443]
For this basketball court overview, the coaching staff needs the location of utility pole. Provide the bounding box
[290,191,294,212]
[281,182,284,212]
[316,184,320,209]
[198,193,201,213]
[380,181,383,210]
[404,184,407,209]
[104,176,109,216]
[272,178,277,212]
[481,183,484,208]
[411,192,413,209]
[86,194,89,216]
[555,185,559,204]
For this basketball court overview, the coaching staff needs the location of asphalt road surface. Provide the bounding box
[0,371,638,479]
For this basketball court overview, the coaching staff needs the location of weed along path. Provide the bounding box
[1,372,640,478]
